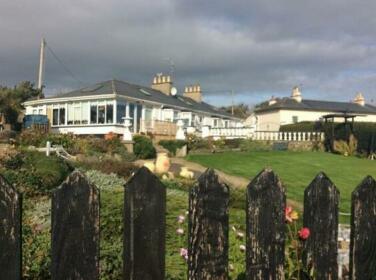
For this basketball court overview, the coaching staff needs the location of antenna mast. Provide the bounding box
[37,38,46,90]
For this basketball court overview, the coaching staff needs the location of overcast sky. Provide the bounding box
[1,0,376,106]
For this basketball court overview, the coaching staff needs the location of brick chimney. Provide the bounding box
[183,84,202,103]
[353,92,365,106]
[151,73,172,95]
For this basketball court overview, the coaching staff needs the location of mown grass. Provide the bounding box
[186,151,376,217]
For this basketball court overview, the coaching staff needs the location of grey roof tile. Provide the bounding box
[255,97,376,115]
[51,80,238,119]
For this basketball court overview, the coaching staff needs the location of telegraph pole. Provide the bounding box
[231,90,234,115]
[37,38,46,91]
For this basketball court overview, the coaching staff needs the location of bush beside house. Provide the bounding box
[280,121,376,154]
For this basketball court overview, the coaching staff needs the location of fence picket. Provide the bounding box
[303,172,339,279]
[349,176,376,279]
[123,167,166,280]
[51,170,100,280]
[0,175,21,280]
[246,169,286,279]
[188,169,229,279]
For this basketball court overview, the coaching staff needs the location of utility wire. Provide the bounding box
[46,44,85,87]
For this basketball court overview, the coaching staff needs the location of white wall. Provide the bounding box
[256,110,281,131]
[256,109,376,131]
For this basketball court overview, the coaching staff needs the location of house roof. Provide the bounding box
[29,79,239,120]
[255,97,376,115]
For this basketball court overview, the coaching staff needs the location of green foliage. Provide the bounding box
[239,140,271,151]
[85,169,127,190]
[22,197,51,279]
[219,103,251,119]
[280,122,320,132]
[18,130,76,149]
[187,135,244,152]
[133,135,156,159]
[0,81,42,127]
[280,121,376,153]
[159,140,187,155]
[18,132,135,161]
[1,151,72,196]
[78,158,136,178]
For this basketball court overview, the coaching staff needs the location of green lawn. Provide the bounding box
[186,151,376,215]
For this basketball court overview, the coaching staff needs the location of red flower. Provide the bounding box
[298,227,310,240]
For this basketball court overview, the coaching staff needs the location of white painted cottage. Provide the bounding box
[252,87,376,131]
[23,74,242,137]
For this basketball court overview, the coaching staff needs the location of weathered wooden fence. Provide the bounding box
[0,167,375,279]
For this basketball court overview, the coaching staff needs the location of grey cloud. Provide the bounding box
[0,0,376,105]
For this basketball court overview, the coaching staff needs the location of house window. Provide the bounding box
[52,109,59,126]
[98,105,106,124]
[292,116,298,124]
[106,104,113,123]
[81,102,89,124]
[59,108,65,125]
[52,107,65,126]
[90,103,97,124]
[117,102,126,123]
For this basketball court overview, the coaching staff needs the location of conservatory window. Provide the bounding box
[117,102,126,123]
[90,103,97,124]
[52,109,59,125]
[52,106,66,126]
[106,104,113,123]
[98,104,106,124]
[81,102,89,124]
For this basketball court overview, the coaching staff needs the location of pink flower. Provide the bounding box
[285,206,293,223]
[176,228,184,235]
[298,227,310,240]
[180,248,188,260]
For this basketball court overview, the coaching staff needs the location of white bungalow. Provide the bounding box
[23,74,242,137]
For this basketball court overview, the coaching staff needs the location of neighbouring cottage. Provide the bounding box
[250,87,376,131]
[23,74,242,137]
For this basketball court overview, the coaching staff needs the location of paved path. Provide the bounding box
[170,157,250,189]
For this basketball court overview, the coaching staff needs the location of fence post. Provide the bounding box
[188,169,229,280]
[246,169,286,279]
[51,170,100,280]
[124,167,166,280]
[303,172,339,279]
[0,175,21,280]
[349,176,376,279]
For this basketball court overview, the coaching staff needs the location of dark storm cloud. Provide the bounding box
[1,0,376,105]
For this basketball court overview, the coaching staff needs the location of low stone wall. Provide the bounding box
[253,140,324,152]
[286,141,324,152]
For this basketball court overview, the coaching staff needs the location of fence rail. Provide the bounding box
[253,131,325,142]
[1,167,375,279]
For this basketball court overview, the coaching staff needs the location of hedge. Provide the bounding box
[280,121,376,153]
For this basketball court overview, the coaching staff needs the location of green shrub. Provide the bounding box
[18,130,76,149]
[133,135,156,159]
[1,152,24,169]
[281,121,376,153]
[159,140,187,155]
[239,140,271,151]
[1,151,72,196]
[79,158,136,179]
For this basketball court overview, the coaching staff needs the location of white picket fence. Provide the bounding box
[200,126,324,142]
[253,131,325,142]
